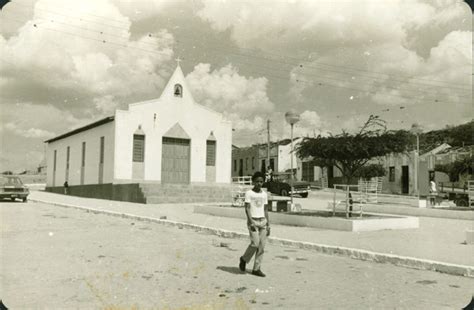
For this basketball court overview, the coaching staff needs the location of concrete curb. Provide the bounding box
[30,198,474,278]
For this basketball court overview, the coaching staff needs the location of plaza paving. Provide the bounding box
[28,190,474,268]
[1,201,473,309]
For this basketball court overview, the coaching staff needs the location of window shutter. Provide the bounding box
[133,135,145,162]
[99,137,105,164]
[206,140,216,166]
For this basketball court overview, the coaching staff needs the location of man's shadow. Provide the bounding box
[216,266,246,275]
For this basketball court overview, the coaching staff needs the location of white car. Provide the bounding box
[0,175,29,202]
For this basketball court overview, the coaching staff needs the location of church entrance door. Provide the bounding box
[161,137,190,183]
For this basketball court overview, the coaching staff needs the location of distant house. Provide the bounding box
[298,143,472,195]
[44,64,232,201]
[231,138,301,179]
[296,157,343,188]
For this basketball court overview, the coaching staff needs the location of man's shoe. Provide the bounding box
[239,257,246,272]
[251,270,266,277]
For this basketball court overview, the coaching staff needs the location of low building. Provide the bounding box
[44,64,232,202]
[231,138,301,179]
[298,143,472,195]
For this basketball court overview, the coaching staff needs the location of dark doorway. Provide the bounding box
[327,166,334,188]
[428,170,435,181]
[401,165,409,194]
[261,159,266,173]
[239,159,243,177]
[269,158,275,171]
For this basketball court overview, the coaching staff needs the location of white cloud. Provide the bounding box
[198,0,470,131]
[0,0,175,113]
[425,31,472,79]
[112,0,171,21]
[4,123,55,139]
[1,102,92,137]
[93,95,117,115]
[186,63,274,117]
[197,0,449,51]
[185,63,325,145]
[186,62,277,146]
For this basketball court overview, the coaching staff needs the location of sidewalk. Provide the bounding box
[29,191,474,276]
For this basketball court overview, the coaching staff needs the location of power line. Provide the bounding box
[2,17,468,107]
[1,17,466,109]
[11,1,129,31]
[2,16,173,57]
[8,1,472,89]
[2,11,470,108]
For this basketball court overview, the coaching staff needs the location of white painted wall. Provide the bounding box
[46,65,232,187]
[114,99,232,184]
[277,139,300,173]
[113,66,232,184]
[46,122,115,186]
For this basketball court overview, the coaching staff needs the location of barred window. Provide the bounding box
[206,140,216,166]
[133,135,145,162]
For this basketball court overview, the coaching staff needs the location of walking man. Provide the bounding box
[239,171,270,277]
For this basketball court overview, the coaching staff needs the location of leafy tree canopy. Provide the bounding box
[297,115,413,183]
[435,154,473,182]
[420,120,473,151]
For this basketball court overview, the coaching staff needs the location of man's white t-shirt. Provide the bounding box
[430,181,437,193]
[245,189,268,218]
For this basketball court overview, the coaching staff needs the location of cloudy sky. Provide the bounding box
[0,0,472,172]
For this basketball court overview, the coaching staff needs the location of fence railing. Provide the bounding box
[232,176,252,185]
[332,178,382,218]
[332,184,367,218]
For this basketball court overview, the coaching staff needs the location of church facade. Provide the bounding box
[45,65,232,193]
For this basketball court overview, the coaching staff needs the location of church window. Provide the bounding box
[206,140,216,166]
[174,84,183,97]
[133,134,145,162]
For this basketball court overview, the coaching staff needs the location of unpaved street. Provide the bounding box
[1,201,473,309]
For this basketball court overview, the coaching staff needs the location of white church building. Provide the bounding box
[45,64,233,203]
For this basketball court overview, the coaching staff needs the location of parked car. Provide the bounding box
[263,172,311,198]
[0,175,29,202]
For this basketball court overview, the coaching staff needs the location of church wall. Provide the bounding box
[46,122,115,187]
[113,98,232,184]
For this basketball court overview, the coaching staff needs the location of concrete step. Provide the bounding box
[139,183,234,204]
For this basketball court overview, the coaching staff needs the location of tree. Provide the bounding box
[435,154,473,182]
[297,115,413,183]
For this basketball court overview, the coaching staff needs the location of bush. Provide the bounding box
[354,164,386,181]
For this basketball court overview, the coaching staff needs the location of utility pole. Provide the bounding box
[267,120,271,171]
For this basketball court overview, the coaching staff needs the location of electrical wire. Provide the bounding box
[7,1,472,89]
[2,5,471,123]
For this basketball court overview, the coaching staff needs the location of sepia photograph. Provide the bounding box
[0,0,473,309]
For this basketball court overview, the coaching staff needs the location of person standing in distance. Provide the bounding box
[239,171,270,277]
[429,177,437,206]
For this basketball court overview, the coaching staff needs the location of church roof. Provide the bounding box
[45,116,115,144]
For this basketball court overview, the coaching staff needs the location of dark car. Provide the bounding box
[0,175,29,202]
[263,172,311,198]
